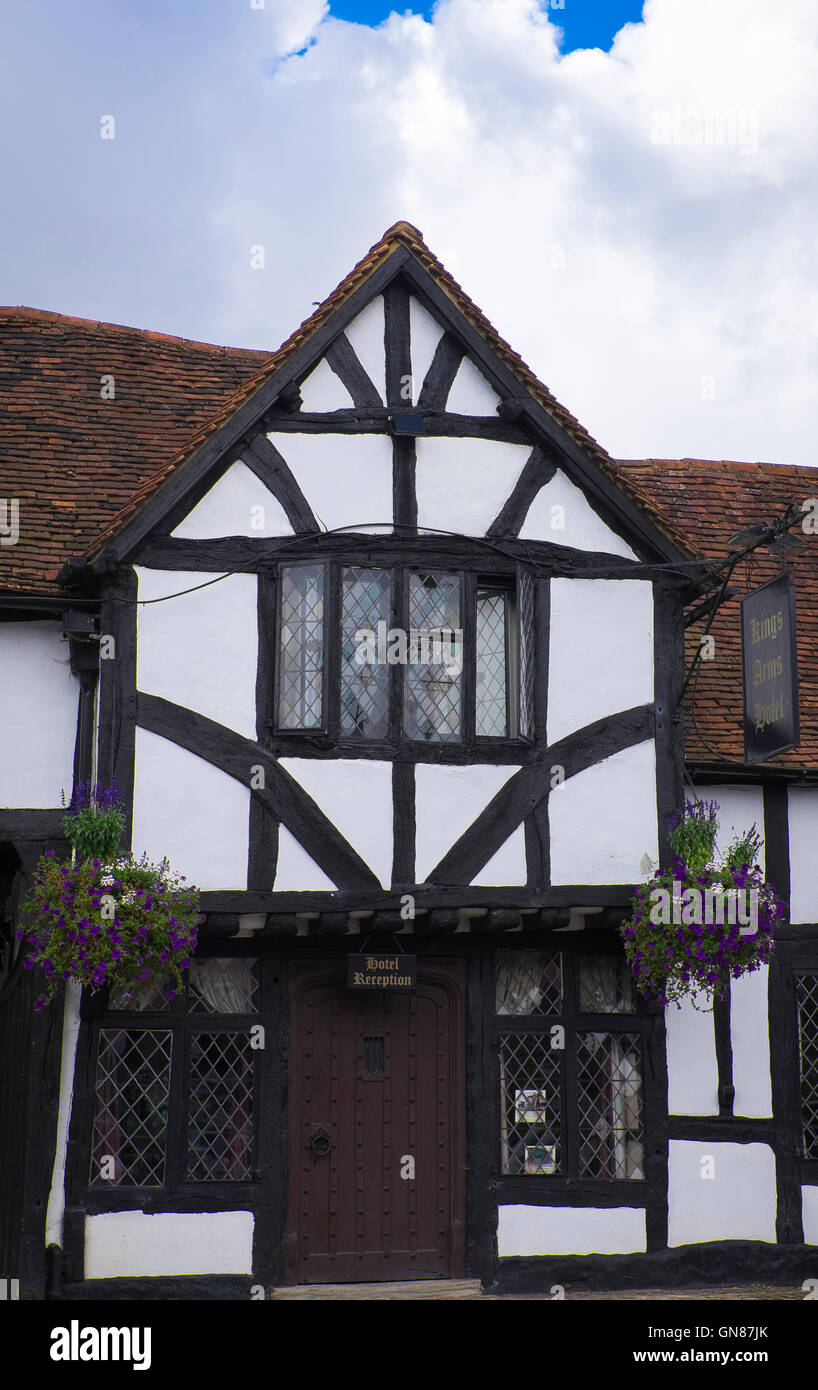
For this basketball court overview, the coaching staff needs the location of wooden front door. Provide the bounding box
[286,958,466,1283]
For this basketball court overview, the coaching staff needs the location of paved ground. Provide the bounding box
[273,1279,804,1300]
[485,1285,804,1300]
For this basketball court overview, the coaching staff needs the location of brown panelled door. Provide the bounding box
[286,959,466,1283]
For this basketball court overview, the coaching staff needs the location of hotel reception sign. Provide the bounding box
[741,574,799,764]
[346,954,417,991]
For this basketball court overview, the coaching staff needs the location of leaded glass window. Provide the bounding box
[797,975,818,1159]
[518,566,536,740]
[476,588,510,736]
[404,572,462,742]
[90,1029,172,1186]
[89,959,258,1192]
[496,950,562,1015]
[341,567,390,738]
[495,949,646,1183]
[577,1032,644,1179]
[500,1034,562,1174]
[278,564,324,729]
[187,1032,254,1181]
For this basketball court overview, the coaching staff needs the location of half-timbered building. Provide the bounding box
[2,223,817,1297]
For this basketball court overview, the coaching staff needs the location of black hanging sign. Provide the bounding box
[741,573,799,764]
[347,953,417,991]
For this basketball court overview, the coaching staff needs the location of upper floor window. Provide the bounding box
[273,561,536,745]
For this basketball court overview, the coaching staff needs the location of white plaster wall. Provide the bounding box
[695,784,765,875]
[667,1141,776,1245]
[731,966,772,1117]
[409,296,443,403]
[415,437,530,537]
[268,432,393,534]
[665,999,718,1116]
[549,740,658,885]
[497,1205,646,1257]
[471,823,527,887]
[415,764,521,883]
[171,460,293,539]
[45,982,82,1247]
[0,621,76,807]
[547,578,654,744]
[279,758,393,888]
[299,357,353,412]
[788,787,818,924]
[446,355,501,414]
[132,729,249,890]
[520,470,638,559]
[274,825,337,891]
[343,296,386,403]
[85,1211,254,1278]
[802,1186,818,1245]
[135,568,257,738]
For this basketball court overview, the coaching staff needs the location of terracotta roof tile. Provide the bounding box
[616,459,817,770]
[0,308,268,595]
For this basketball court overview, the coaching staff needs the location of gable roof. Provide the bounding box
[1,224,697,594]
[618,458,818,771]
[0,307,267,596]
[84,222,697,567]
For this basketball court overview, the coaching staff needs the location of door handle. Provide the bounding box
[309,1124,332,1157]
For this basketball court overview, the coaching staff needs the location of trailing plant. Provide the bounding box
[620,799,784,1009]
[62,779,126,865]
[18,851,200,1012]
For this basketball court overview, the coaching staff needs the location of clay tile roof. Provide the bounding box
[0,307,268,596]
[617,459,818,770]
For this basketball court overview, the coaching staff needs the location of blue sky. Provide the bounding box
[329,0,645,52]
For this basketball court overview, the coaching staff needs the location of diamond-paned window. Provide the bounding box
[188,959,259,1015]
[796,975,818,1159]
[578,957,636,1014]
[577,1032,644,1180]
[476,589,508,736]
[518,567,536,740]
[90,1029,172,1186]
[278,564,324,729]
[495,950,563,1016]
[404,572,462,742]
[499,1034,562,1174]
[341,567,391,738]
[187,1033,254,1181]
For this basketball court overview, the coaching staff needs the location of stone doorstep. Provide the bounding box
[270,1278,483,1300]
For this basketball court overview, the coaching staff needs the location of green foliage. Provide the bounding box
[18,851,199,1010]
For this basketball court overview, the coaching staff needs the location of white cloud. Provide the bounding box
[3,0,818,467]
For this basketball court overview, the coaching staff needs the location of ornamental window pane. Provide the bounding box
[340,567,391,738]
[187,1032,254,1181]
[89,1029,172,1186]
[278,564,324,729]
[518,567,536,740]
[476,589,509,736]
[796,975,818,1159]
[578,956,636,1014]
[495,950,563,1016]
[577,1032,644,1180]
[499,1033,562,1174]
[188,958,259,1014]
[404,572,462,742]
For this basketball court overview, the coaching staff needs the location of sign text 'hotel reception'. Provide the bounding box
[741,573,800,764]
[346,954,417,991]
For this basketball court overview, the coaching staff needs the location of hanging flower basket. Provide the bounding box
[619,799,784,1009]
[17,782,199,1011]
